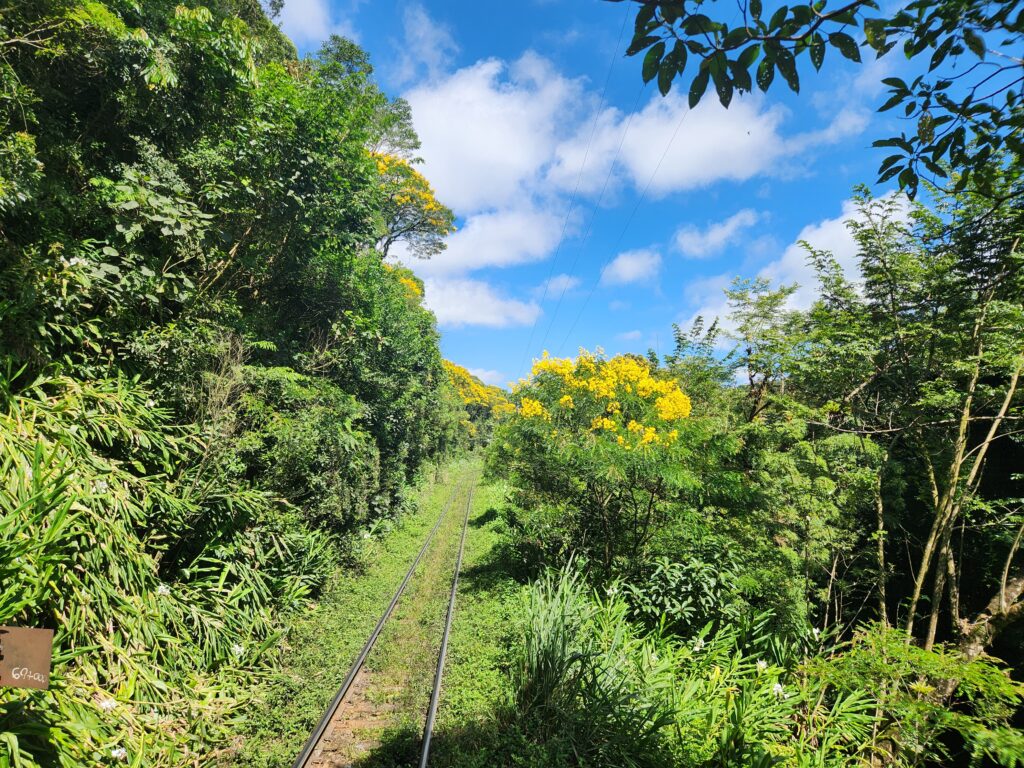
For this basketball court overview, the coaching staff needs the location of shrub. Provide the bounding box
[621,553,746,637]
[510,567,676,767]
[509,567,1024,767]
[0,369,334,766]
[490,351,719,577]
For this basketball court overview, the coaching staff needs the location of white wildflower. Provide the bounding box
[231,643,245,658]
[362,532,371,539]
[756,660,768,674]
[99,698,117,712]
[772,682,785,698]
[812,627,821,639]
[110,747,128,761]
[693,638,705,652]
[156,584,171,597]
[605,585,618,597]
[146,399,155,408]
[93,479,110,494]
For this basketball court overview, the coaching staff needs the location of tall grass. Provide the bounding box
[511,566,1024,766]
[0,370,334,766]
[510,567,878,767]
[510,567,677,767]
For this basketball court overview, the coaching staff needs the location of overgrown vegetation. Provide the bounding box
[504,570,1024,767]
[487,178,1024,765]
[0,2,471,765]
[444,362,512,449]
[3,1,1023,766]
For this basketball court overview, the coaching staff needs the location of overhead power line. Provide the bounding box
[515,0,632,381]
[537,80,648,354]
[557,105,692,356]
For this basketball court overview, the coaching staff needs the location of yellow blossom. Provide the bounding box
[444,360,509,413]
[520,397,547,419]
[398,276,422,297]
[654,389,692,421]
[493,402,516,417]
[559,394,574,409]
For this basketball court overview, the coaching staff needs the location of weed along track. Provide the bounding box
[292,478,476,768]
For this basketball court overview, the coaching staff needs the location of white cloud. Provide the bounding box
[786,107,870,153]
[392,4,458,86]
[411,205,565,277]
[422,277,540,328]
[616,330,643,341]
[394,45,876,343]
[759,195,907,310]
[683,195,910,337]
[601,248,661,285]
[546,106,627,196]
[682,274,735,335]
[624,96,786,195]
[549,92,869,198]
[854,55,898,99]
[758,200,866,310]
[278,0,355,47]
[533,273,580,299]
[468,368,506,386]
[405,53,583,214]
[675,209,762,258]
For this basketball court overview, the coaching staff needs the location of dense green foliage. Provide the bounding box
[489,178,1024,764]
[3,1,1022,766]
[506,569,1024,767]
[0,2,466,765]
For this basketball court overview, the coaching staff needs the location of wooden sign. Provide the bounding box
[0,626,54,690]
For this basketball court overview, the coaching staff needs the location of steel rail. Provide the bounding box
[290,482,461,768]
[418,485,474,768]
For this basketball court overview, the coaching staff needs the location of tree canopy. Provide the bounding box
[611,0,1024,199]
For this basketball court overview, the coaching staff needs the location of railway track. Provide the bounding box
[291,480,474,768]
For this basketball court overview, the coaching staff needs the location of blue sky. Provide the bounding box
[278,0,907,386]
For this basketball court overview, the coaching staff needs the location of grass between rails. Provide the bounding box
[427,480,537,768]
[347,475,476,766]
[225,458,475,768]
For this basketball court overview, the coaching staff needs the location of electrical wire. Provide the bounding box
[514,0,633,380]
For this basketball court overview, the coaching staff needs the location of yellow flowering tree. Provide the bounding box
[443,360,510,447]
[383,262,425,302]
[489,350,705,575]
[373,153,455,258]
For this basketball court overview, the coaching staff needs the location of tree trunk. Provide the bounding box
[959,574,1024,660]
[874,469,889,627]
